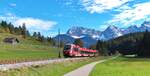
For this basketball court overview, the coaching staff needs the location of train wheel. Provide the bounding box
[64,55,69,58]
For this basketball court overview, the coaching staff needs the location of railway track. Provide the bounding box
[0,57,87,71]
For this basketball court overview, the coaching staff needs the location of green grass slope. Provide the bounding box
[0,33,61,64]
[90,57,150,76]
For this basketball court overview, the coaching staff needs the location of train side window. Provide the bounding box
[80,51,82,53]
[80,51,85,54]
[64,45,71,51]
[74,48,79,52]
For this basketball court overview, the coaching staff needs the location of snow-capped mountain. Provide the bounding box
[53,34,75,44]
[123,21,150,34]
[67,26,101,39]
[140,21,150,31]
[99,25,123,40]
[54,27,101,47]
[123,25,139,34]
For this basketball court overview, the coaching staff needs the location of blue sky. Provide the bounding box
[0,0,150,37]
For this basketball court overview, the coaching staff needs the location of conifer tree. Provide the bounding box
[8,23,15,34]
[21,23,28,38]
[96,40,108,56]
[73,39,84,47]
[138,30,150,56]
[32,32,38,38]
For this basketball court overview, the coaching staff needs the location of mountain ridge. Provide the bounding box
[53,21,150,47]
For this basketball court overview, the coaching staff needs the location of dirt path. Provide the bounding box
[0,58,86,71]
[64,56,118,76]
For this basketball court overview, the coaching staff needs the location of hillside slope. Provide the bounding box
[0,33,61,64]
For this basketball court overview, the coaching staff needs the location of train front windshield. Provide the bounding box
[63,45,71,51]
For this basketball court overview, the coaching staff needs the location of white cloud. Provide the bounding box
[80,0,132,13]
[109,2,150,26]
[14,18,57,31]
[114,4,132,12]
[0,15,57,36]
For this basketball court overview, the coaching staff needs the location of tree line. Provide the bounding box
[0,21,56,46]
[95,31,150,57]
[73,30,150,57]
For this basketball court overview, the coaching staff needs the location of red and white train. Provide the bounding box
[63,44,98,57]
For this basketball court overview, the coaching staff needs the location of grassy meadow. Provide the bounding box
[90,57,150,76]
[0,33,61,64]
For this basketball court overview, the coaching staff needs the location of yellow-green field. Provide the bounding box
[90,57,150,76]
